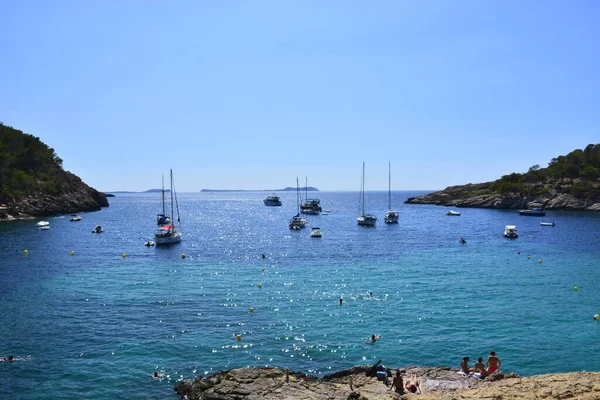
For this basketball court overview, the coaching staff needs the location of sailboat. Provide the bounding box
[155,169,182,245]
[357,162,377,226]
[300,177,322,215]
[289,177,307,229]
[518,184,546,216]
[384,162,399,224]
[156,174,172,225]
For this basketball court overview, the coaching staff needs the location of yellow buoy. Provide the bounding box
[23,249,28,254]
[527,256,531,259]
[181,253,186,259]
[257,283,262,289]
[249,307,254,313]
[261,268,265,272]
[538,259,542,263]
[122,253,127,258]
[236,334,242,341]
[594,314,600,321]
[574,286,579,291]
[70,251,75,256]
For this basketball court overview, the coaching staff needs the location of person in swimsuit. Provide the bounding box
[474,357,488,376]
[389,370,404,395]
[486,351,501,374]
[460,357,473,374]
[404,374,421,394]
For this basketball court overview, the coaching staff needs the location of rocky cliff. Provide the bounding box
[405,181,600,211]
[173,366,600,400]
[0,170,109,221]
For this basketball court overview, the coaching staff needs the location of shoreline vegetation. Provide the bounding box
[173,365,600,400]
[405,144,600,211]
[0,123,108,221]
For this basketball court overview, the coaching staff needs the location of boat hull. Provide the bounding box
[519,209,546,216]
[155,231,182,245]
[357,216,377,226]
[263,200,282,206]
[384,211,399,224]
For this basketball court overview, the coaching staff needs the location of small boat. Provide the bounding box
[384,162,399,224]
[357,162,377,227]
[70,215,82,221]
[40,226,51,230]
[311,227,323,238]
[144,241,155,246]
[36,221,50,227]
[504,225,518,239]
[155,169,182,245]
[446,210,461,216]
[459,238,466,244]
[263,194,282,207]
[540,222,555,227]
[92,225,103,233]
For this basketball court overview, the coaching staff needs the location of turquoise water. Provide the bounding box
[1,191,600,399]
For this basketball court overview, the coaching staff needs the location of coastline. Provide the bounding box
[174,365,600,399]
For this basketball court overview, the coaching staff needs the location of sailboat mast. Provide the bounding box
[305,177,308,205]
[170,169,174,230]
[296,177,300,213]
[162,175,166,215]
[388,162,392,210]
[362,162,366,216]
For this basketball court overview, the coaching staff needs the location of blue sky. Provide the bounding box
[1,1,598,192]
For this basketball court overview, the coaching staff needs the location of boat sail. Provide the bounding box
[384,162,399,224]
[156,175,172,225]
[289,177,307,229]
[155,169,182,245]
[357,162,377,226]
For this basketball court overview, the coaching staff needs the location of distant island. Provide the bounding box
[105,189,171,195]
[0,122,109,221]
[201,187,319,192]
[406,144,600,211]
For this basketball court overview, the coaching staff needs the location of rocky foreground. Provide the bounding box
[404,182,600,211]
[174,366,600,400]
[0,170,108,221]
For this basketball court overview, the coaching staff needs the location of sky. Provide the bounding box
[1,1,599,192]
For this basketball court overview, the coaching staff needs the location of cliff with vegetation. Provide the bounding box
[0,122,108,220]
[405,144,600,211]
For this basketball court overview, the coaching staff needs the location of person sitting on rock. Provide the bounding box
[389,370,404,395]
[474,357,488,376]
[461,357,473,374]
[486,351,501,374]
[404,374,421,394]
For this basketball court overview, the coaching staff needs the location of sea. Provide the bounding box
[1,190,600,399]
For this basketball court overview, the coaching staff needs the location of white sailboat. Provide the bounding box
[384,162,399,224]
[289,177,307,229]
[300,177,321,215]
[156,174,172,225]
[155,169,182,245]
[357,162,377,227]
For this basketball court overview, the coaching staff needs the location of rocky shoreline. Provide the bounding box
[174,365,600,400]
[404,182,600,211]
[0,170,108,221]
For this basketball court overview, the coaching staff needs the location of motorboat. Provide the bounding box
[519,208,546,217]
[384,162,399,224]
[263,194,282,206]
[92,225,103,233]
[70,215,82,221]
[310,227,322,238]
[144,240,155,246]
[357,162,377,227]
[36,221,50,227]
[540,222,555,227]
[446,210,461,216]
[459,238,466,244]
[504,225,518,239]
